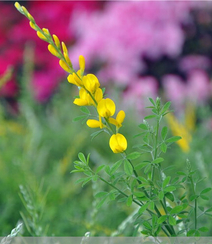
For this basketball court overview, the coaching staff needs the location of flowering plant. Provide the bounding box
[15,2,212,238]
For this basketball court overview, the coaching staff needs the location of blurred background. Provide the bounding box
[1,0,212,236]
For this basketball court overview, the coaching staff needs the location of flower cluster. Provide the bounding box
[14,2,127,154]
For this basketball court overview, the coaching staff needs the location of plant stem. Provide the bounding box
[190,175,197,230]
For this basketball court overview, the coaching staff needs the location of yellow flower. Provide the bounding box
[73,88,92,106]
[67,70,83,87]
[109,110,125,128]
[83,74,100,94]
[109,133,127,153]
[94,88,103,104]
[97,98,116,118]
[52,34,60,49]
[166,113,191,153]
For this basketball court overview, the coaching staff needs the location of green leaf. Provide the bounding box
[170,206,184,215]
[200,187,212,195]
[198,227,209,232]
[187,229,196,236]
[96,196,108,209]
[200,195,209,200]
[90,130,104,141]
[135,162,149,171]
[95,191,108,198]
[161,126,168,140]
[78,152,87,164]
[95,165,105,173]
[126,195,133,206]
[138,203,149,214]
[205,207,212,213]
[144,164,151,174]
[72,115,87,122]
[158,191,164,201]
[160,142,167,153]
[110,160,123,175]
[139,123,148,130]
[158,215,167,224]
[124,160,133,176]
[164,186,176,193]
[105,165,111,176]
[149,97,156,106]
[82,176,93,187]
[80,106,90,114]
[143,221,152,230]
[134,192,145,198]
[144,115,157,120]
[161,101,171,115]
[166,136,182,143]
[168,216,176,226]
[162,176,171,189]
[152,157,164,164]
[126,152,141,160]
[177,171,186,176]
[165,192,174,202]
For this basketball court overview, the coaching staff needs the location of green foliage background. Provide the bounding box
[1,48,212,236]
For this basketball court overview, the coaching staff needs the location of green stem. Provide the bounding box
[98,175,170,237]
[190,175,197,230]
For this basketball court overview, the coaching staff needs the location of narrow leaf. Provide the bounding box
[72,115,87,122]
[200,187,212,195]
[144,115,157,120]
[78,152,87,164]
[110,160,123,174]
[139,123,148,130]
[152,157,164,164]
[168,216,176,226]
[161,126,168,140]
[126,152,141,160]
[124,160,133,176]
[166,136,182,143]
[80,106,90,114]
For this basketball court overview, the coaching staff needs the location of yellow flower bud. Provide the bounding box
[97,98,116,118]
[29,21,37,30]
[86,119,102,128]
[14,2,21,11]
[53,34,60,49]
[79,55,85,74]
[37,31,47,41]
[83,74,100,94]
[61,42,68,55]
[21,6,29,16]
[48,44,60,58]
[27,13,35,22]
[64,52,73,68]
[42,28,51,38]
[59,60,72,73]
[109,133,127,153]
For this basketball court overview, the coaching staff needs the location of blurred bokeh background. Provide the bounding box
[1,1,212,236]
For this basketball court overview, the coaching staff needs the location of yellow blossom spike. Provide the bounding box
[27,13,35,22]
[48,44,60,58]
[83,74,100,94]
[29,21,37,30]
[86,119,102,128]
[109,133,127,153]
[52,34,61,49]
[61,42,68,55]
[37,31,48,41]
[97,98,116,118]
[59,60,72,73]
[79,55,85,74]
